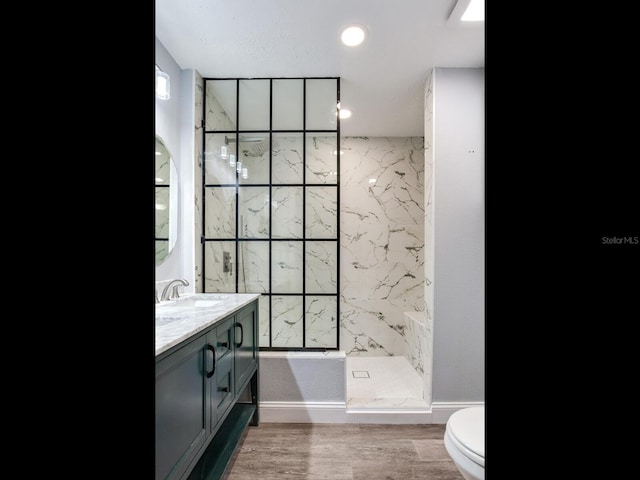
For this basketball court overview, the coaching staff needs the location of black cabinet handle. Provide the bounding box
[236,323,243,347]
[206,344,216,378]
[219,386,230,393]
[218,341,229,348]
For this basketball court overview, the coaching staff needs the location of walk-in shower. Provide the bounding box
[197,77,428,418]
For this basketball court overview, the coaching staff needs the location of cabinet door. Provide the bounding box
[234,301,257,394]
[155,334,209,480]
[208,317,235,430]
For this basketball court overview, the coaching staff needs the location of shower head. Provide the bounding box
[224,135,279,157]
[225,136,265,144]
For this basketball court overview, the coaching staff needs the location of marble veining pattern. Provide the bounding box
[306,186,337,238]
[194,73,204,292]
[404,311,426,376]
[271,241,303,293]
[257,295,270,347]
[237,241,269,293]
[305,241,337,294]
[422,73,434,404]
[204,242,236,292]
[340,137,424,358]
[155,293,260,355]
[238,187,269,237]
[271,295,303,347]
[271,187,303,238]
[272,134,303,184]
[305,134,338,184]
[305,296,338,348]
[204,187,235,238]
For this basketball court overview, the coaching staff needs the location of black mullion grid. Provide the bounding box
[201,81,207,292]
[234,79,240,294]
[269,79,273,349]
[203,77,340,350]
[302,78,307,349]
[336,77,341,350]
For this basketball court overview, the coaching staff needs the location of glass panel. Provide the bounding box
[306,186,337,238]
[272,187,303,239]
[271,241,303,293]
[258,295,270,348]
[205,80,237,131]
[305,133,338,184]
[239,79,270,130]
[272,79,303,130]
[204,241,236,292]
[305,296,338,348]
[204,187,236,238]
[238,187,269,238]
[272,133,303,184]
[305,78,338,130]
[271,296,303,348]
[205,133,237,185]
[237,240,269,293]
[305,241,337,294]
[238,134,270,185]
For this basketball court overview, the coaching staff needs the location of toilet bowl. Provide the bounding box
[444,406,485,480]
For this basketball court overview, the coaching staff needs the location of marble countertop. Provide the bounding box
[156,293,261,356]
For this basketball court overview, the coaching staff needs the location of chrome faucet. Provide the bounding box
[161,278,190,301]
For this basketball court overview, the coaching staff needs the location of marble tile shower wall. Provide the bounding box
[422,72,434,404]
[340,137,425,357]
[194,72,204,292]
[192,82,424,355]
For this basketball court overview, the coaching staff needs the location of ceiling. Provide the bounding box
[155,0,484,137]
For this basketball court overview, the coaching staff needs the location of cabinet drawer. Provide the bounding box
[215,355,234,419]
[215,317,233,362]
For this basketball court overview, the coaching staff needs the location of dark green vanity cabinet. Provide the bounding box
[209,317,235,429]
[156,299,259,480]
[234,303,257,393]
[156,333,209,480]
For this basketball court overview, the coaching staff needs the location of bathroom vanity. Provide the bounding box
[155,293,260,480]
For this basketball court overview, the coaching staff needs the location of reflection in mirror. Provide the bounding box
[155,135,178,265]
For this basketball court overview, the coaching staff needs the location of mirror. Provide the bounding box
[155,135,178,265]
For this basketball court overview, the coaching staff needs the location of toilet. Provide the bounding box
[444,406,485,480]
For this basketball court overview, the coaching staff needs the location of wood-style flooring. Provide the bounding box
[223,423,465,480]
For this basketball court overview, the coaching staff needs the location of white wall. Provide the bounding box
[431,68,485,403]
[155,38,195,294]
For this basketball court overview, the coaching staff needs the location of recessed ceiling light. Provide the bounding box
[339,109,352,119]
[461,0,484,21]
[341,25,366,46]
[447,0,484,25]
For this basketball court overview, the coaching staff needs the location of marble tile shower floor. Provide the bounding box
[347,356,428,409]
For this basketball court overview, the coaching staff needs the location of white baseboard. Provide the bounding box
[259,400,484,424]
[430,402,485,424]
[259,401,347,423]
